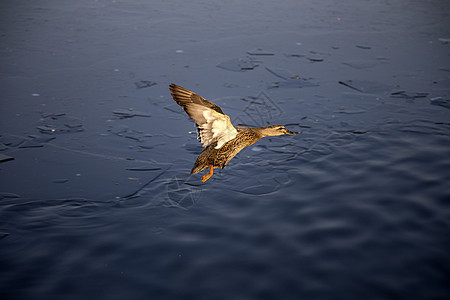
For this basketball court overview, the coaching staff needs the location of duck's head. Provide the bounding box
[260,125,299,137]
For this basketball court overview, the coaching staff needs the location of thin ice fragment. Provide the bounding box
[0,135,25,147]
[268,78,319,89]
[19,136,55,148]
[134,80,157,89]
[37,125,57,134]
[0,154,14,163]
[265,67,299,80]
[126,167,162,171]
[339,81,363,92]
[390,91,428,99]
[246,48,274,55]
[38,113,84,134]
[223,83,239,88]
[352,130,367,134]
[217,57,259,72]
[108,125,150,142]
[113,108,151,118]
[339,80,392,94]
[284,53,304,58]
[52,179,69,183]
[342,60,377,69]
[19,140,43,148]
[430,97,450,109]
[0,192,20,199]
[308,57,324,62]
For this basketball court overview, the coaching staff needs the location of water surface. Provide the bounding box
[1,1,449,299]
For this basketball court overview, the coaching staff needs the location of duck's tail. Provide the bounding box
[190,163,210,175]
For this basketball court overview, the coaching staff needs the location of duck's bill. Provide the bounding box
[285,129,299,135]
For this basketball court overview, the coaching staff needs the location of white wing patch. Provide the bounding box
[201,110,237,149]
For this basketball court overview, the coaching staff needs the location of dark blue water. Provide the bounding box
[1,1,450,299]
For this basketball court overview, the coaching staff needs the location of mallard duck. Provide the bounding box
[169,83,298,182]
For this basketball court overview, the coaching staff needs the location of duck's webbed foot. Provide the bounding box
[201,166,214,182]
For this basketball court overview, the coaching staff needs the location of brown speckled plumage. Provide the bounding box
[190,127,261,174]
[169,83,298,182]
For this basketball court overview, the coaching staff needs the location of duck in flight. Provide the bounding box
[169,83,298,182]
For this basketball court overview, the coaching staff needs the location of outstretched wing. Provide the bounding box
[170,83,238,149]
[169,83,224,114]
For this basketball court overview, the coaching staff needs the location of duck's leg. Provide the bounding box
[201,166,214,182]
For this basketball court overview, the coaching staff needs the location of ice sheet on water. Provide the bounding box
[126,166,162,171]
[430,97,450,109]
[334,108,366,115]
[19,136,55,148]
[134,80,157,89]
[137,141,155,150]
[338,80,392,94]
[265,67,300,80]
[0,192,20,199]
[308,56,324,62]
[52,179,69,183]
[267,78,319,89]
[390,91,428,99]
[342,60,377,69]
[108,124,152,142]
[284,53,305,58]
[223,83,240,88]
[217,57,259,72]
[0,135,25,147]
[306,50,327,62]
[0,153,14,163]
[0,135,53,150]
[246,48,274,56]
[113,108,151,118]
[19,141,43,148]
[37,113,84,134]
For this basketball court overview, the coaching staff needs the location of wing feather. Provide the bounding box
[170,84,237,148]
[169,83,224,114]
